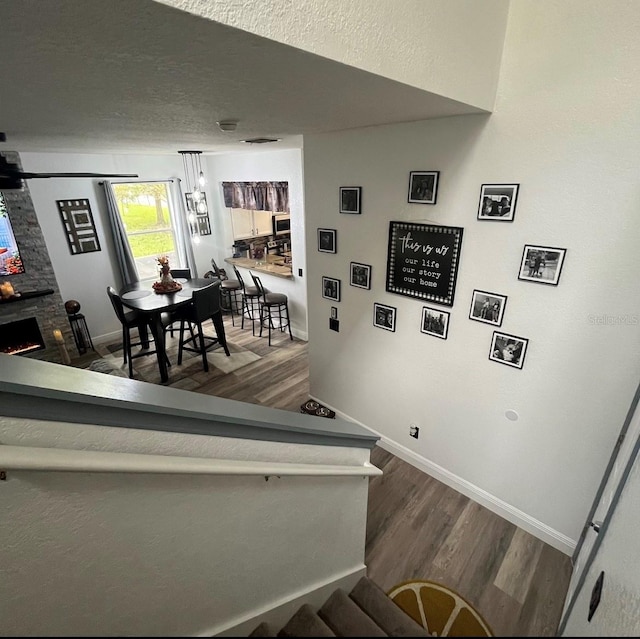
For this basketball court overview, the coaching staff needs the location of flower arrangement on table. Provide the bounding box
[152,255,182,293]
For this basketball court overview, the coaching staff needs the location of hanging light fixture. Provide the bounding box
[179,150,207,244]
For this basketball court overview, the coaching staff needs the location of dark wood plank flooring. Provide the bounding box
[73,312,573,636]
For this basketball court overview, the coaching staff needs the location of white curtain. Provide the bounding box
[169,179,198,278]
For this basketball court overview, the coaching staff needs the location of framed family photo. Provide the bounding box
[518,244,566,285]
[340,186,361,214]
[477,184,519,221]
[318,228,337,254]
[373,303,396,332]
[421,306,450,340]
[350,262,371,289]
[322,276,340,301]
[469,289,507,327]
[489,331,529,369]
[408,171,439,205]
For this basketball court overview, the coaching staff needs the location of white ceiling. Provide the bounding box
[0,0,484,154]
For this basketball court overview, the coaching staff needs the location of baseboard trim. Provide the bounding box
[309,396,576,557]
[205,565,366,637]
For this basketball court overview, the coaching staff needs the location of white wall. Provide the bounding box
[0,415,370,636]
[302,0,640,553]
[198,148,308,339]
[20,152,185,341]
[158,0,509,110]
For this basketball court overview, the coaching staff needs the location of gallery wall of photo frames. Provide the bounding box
[317,174,568,370]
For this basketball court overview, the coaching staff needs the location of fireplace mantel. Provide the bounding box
[0,289,54,305]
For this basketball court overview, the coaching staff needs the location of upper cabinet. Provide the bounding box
[231,208,273,240]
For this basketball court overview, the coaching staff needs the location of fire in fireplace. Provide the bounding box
[0,316,46,355]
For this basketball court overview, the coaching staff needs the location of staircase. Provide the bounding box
[248,577,429,637]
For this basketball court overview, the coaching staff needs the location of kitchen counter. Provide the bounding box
[225,256,293,279]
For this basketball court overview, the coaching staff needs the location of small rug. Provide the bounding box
[387,580,493,637]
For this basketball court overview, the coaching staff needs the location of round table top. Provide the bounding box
[119,278,217,313]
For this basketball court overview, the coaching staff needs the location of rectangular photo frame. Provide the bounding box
[518,244,567,285]
[469,289,507,327]
[340,186,362,214]
[350,261,371,289]
[408,171,439,205]
[489,331,529,369]
[318,228,337,254]
[373,302,396,332]
[477,184,519,221]
[421,306,450,340]
[322,276,341,301]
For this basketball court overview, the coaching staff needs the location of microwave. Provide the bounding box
[273,213,291,236]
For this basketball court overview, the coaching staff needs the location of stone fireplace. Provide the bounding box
[0,151,75,364]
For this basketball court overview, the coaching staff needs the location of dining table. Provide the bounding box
[119,277,214,383]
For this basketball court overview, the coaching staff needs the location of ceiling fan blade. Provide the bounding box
[16,172,139,179]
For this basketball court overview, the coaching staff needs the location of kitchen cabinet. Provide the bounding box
[231,208,274,240]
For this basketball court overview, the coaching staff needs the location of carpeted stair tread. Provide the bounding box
[349,577,430,637]
[249,621,278,637]
[318,588,387,637]
[277,603,336,637]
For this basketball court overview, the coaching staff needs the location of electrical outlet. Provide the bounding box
[409,424,419,439]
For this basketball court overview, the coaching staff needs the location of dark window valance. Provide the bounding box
[222,181,289,212]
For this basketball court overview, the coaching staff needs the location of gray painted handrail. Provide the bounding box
[0,354,378,449]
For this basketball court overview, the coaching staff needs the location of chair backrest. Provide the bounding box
[107,286,127,326]
[232,265,246,289]
[210,258,228,280]
[250,272,267,299]
[191,280,222,324]
[170,268,192,280]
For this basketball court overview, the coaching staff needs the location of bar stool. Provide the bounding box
[232,265,261,335]
[211,257,242,325]
[251,273,293,346]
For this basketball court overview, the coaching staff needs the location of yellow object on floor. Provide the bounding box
[387,580,493,637]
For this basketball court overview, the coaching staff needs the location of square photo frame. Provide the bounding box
[373,302,396,332]
[518,244,566,285]
[340,186,362,214]
[477,184,519,221]
[421,306,450,340]
[318,228,337,254]
[408,171,439,205]
[489,331,529,369]
[350,262,371,289]
[322,276,341,301]
[469,289,507,327]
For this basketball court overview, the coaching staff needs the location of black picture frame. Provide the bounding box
[373,303,396,332]
[477,184,519,221]
[469,289,507,327]
[489,331,529,369]
[350,262,371,289]
[421,306,450,340]
[56,198,101,255]
[518,244,567,285]
[322,276,340,301]
[340,186,361,214]
[408,171,439,205]
[185,191,212,236]
[386,221,463,307]
[318,228,337,254]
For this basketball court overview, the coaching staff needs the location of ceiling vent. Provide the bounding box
[240,137,281,144]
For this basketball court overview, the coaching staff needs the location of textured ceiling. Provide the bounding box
[0,0,484,154]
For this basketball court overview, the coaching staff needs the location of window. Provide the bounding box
[112,182,178,280]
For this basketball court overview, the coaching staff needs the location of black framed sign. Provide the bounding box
[386,221,463,307]
[56,199,101,255]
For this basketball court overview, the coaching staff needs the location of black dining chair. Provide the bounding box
[166,268,192,337]
[211,257,242,325]
[250,273,293,346]
[176,280,231,372]
[232,265,261,335]
[107,286,171,378]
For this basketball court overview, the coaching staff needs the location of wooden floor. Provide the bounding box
[75,312,573,637]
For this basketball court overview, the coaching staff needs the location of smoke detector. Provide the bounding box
[217,120,238,132]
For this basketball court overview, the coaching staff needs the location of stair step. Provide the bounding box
[249,621,278,637]
[278,603,336,637]
[318,588,387,637]
[349,576,429,637]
